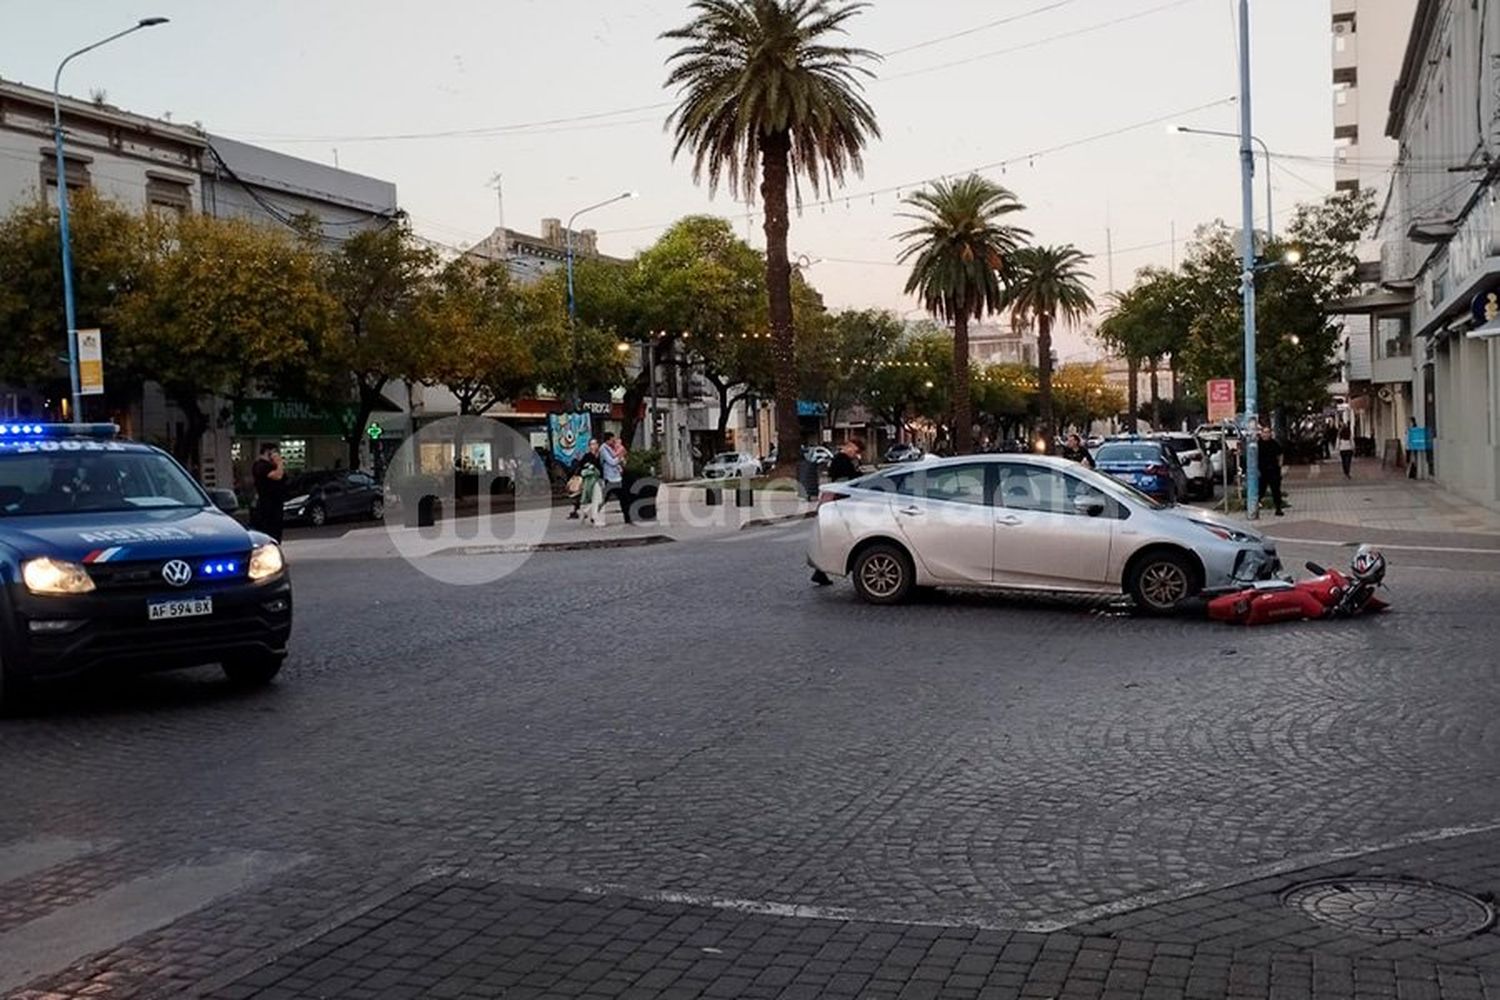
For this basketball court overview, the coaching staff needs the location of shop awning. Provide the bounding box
[1468,318,1500,339]
[1416,256,1500,338]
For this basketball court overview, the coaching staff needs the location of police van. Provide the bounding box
[0,423,292,708]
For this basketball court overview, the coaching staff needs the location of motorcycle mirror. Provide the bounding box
[1305,561,1327,575]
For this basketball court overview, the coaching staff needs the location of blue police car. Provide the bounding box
[0,423,291,708]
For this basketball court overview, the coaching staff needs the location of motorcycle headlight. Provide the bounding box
[22,557,96,595]
[247,542,285,582]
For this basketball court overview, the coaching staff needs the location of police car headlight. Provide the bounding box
[22,557,96,596]
[247,543,285,582]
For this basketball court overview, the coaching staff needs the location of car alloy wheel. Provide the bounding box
[308,503,327,527]
[370,497,385,520]
[852,544,914,605]
[1131,552,1196,614]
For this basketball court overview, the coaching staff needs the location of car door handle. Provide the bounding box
[995,514,1022,526]
[898,505,924,516]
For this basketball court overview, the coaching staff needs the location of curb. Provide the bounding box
[429,534,675,556]
[740,511,816,530]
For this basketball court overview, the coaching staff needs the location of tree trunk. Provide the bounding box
[346,380,386,470]
[1037,313,1055,453]
[760,131,800,473]
[1126,356,1139,433]
[952,312,972,454]
[1149,358,1161,430]
[620,371,648,449]
[166,390,209,476]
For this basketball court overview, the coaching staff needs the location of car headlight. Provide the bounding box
[247,542,285,582]
[1193,520,1257,544]
[284,493,309,508]
[22,557,96,595]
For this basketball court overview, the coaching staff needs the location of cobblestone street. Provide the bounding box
[4,484,1500,999]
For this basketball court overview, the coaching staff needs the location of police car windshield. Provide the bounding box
[0,446,207,517]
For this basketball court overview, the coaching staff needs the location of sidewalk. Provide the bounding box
[280,486,814,563]
[1227,457,1500,538]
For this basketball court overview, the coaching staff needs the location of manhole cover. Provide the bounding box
[1283,878,1494,939]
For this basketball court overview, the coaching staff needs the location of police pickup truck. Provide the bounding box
[0,423,291,708]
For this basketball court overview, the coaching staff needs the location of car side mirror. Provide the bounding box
[209,488,238,513]
[1072,494,1106,517]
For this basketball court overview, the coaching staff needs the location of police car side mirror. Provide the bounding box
[209,488,239,514]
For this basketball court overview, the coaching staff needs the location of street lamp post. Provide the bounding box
[52,17,169,424]
[566,191,635,409]
[1171,125,1275,240]
[1235,0,1261,519]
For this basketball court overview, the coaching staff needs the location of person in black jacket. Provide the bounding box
[1255,424,1286,516]
[827,438,864,481]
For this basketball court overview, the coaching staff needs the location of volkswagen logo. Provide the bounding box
[161,559,193,587]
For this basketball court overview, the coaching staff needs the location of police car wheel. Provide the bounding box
[222,654,284,688]
[369,497,385,520]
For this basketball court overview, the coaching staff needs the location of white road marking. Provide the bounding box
[0,851,301,995]
[0,837,109,886]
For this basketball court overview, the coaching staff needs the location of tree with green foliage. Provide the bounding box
[663,0,880,471]
[973,362,1036,443]
[112,212,334,469]
[864,324,952,443]
[800,307,905,432]
[898,175,1028,454]
[414,258,534,415]
[998,244,1095,452]
[316,223,436,467]
[1096,267,1191,429]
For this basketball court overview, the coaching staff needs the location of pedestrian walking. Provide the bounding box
[1256,424,1286,516]
[828,438,863,481]
[1337,424,1354,478]
[568,441,603,520]
[577,439,605,526]
[1059,432,1095,469]
[250,442,287,542]
[599,432,630,525]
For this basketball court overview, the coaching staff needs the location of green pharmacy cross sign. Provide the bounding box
[233,399,360,437]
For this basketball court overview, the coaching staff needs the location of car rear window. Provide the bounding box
[1095,443,1163,463]
[1158,438,1198,454]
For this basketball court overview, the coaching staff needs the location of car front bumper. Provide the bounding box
[3,575,293,682]
[1201,541,1282,591]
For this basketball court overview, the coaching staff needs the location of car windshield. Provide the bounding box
[1095,443,1164,464]
[1158,438,1197,455]
[0,446,207,517]
[711,453,739,463]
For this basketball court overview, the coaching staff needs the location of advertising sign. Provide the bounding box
[78,329,104,395]
[549,411,592,468]
[1206,379,1236,423]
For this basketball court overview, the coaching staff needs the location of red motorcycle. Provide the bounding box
[1206,545,1389,625]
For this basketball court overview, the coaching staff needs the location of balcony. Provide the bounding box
[1381,240,1416,289]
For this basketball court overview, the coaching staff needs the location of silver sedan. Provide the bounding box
[806,454,1280,613]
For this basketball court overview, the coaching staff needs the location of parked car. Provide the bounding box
[703,451,761,479]
[282,470,384,526]
[1154,432,1214,500]
[805,454,1280,613]
[1092,439,1189,504]
[884,442,924,464]
[1195,425,1241,485]
[759,445,779,473]
[803,445,834,465]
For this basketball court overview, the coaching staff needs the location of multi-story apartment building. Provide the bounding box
[1375,0,1500,508]
[1327,0,1419,449]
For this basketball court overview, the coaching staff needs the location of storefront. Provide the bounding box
[230,399,360,490]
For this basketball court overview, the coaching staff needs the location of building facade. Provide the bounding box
[1374,0,1500,508]
[1328,0,1420,451]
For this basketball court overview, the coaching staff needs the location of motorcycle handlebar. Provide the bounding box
[1305,561,1327,575]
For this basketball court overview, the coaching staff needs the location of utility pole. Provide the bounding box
[487,173,508,259]
[1237,0,1262,519]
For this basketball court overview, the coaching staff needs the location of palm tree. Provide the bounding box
[897,175,1028,454]
[1000,245,1095,453]
[663,0,880,471]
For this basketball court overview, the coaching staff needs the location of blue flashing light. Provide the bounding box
[199,561,240,577]
[0,422,118,439]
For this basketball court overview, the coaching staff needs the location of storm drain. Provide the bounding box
[1283,878,1494,940]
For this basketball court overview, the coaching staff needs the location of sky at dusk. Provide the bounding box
[3,0,1341,358]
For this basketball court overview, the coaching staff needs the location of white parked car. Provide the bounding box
[1195,426,1240,485]
[806,454,1280,614]
[1154,432,1214,500]
[703,451,761,479]
[803,445,834,465]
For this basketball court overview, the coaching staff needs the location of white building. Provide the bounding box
[1327,0,1420,450]
[1375,0,1500,509]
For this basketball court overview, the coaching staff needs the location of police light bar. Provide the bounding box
[0,422,118,439]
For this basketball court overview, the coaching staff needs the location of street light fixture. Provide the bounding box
[52,16,170,423]
[1168,123,1275,240]
[566,191,636,409]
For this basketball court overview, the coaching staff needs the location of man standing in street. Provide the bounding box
[250,442,287,541]
[1256,423,1286,517]
[599,432,629,525]
[1059,433,1095,469]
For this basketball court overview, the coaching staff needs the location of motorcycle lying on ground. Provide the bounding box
[1204,544,1389,625]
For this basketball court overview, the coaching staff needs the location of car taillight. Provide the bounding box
[1145,464,1171,476]
[817,491,846,508]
